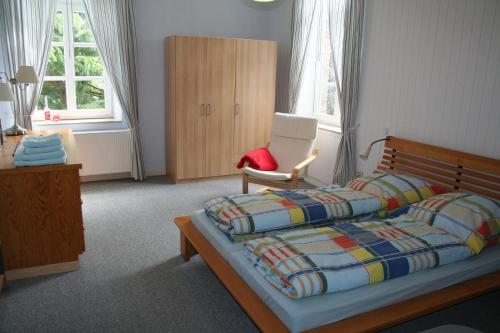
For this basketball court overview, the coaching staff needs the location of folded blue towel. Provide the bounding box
[23,133,62,148]
[24,144,63,154]
[14,142,66,161]
[14,152,67,167]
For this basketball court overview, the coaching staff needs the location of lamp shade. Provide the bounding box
[359,146,372,160]
[15,66,39,84]
[0,83,15,101]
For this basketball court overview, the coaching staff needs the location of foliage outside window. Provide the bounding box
[35,1,114,120]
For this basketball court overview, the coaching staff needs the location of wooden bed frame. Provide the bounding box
[174,136,500,333]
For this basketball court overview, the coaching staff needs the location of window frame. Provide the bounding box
[34,0,114,121]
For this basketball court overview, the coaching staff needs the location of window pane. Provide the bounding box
[46,46,65,76]
[76,80,105,109]
[73,12,94,43]
[38,81,67,110]
[52,11,64,42]
[74,47,103,76]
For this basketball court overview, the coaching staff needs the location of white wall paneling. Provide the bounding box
[357,0,500,175]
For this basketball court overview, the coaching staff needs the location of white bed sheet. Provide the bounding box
[191,209,500,333]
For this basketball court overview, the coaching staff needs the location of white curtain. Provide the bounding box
[0,0,56,130]
[288,0,322,115]
[83,0,145,181]
[332,0,365,185]
[327,0,347,99]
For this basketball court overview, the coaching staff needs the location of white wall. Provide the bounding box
[357,0,500,175]
[267,0,293,114]
[134,0,292,175]
[306,127,342,185]
[269,0,500,185]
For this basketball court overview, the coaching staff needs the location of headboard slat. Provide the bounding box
[384,137,500,175]
[382,155,499,192]
[379,137,500,200]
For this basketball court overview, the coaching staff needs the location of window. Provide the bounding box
[296,3,341,127]
[36,0,114,120]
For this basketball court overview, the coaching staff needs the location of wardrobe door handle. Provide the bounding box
[235,103,240,115]
[207,104,211,116]
[200,104,205,116]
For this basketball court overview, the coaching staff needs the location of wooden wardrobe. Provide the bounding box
[165,36,277,182]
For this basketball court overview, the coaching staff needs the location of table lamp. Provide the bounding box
[359,138,388,159]
[0,65,39,136]
[0,83,15,144]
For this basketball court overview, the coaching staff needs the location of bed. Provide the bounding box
[174,136,500,332]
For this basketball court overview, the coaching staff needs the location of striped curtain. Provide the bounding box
[332,0,365,185]
[288,0,322,114]
[0,0,56,130]
[83,0,145,181]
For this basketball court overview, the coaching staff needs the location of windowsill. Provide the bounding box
[33,118,122,126]
[318,123,342,134]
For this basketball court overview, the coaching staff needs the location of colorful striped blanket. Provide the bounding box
[347,172,436,213]
[407,193,500,254]
[205,186,387,239]
[245,216,473,299]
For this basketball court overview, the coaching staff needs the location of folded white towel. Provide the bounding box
[14,142,66,161]
[23,133,62,148]
[24,144,63,154]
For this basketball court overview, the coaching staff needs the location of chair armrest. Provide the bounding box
[292,149,319,178]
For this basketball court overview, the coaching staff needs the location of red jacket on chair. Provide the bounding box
[236,147,278,171]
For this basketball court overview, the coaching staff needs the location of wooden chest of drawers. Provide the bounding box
[0,129,85,280]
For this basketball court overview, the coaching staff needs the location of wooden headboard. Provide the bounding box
[377,136,500,200]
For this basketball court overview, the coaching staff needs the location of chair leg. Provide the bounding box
[243,174,249,194]
[290,177,298,190]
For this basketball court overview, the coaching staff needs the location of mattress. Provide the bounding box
[191,210,500,333]
[192,210,244,254]
[229,246,500,333]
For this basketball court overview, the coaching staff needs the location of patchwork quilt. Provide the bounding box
[407,192,500,254]
[347,172,436,213]
[245,216,473,299]
[205,186,387,239]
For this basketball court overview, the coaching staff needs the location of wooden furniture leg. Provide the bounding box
[180,227,198,261]
[242,173,249,194]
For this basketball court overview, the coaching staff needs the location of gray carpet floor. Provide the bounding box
[0,176,498,333]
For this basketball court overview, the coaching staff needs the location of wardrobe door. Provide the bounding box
[175,36,207,180]
[205,38,236,177]
[234,39,277,170]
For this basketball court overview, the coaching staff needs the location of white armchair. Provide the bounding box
[242,113,319,193]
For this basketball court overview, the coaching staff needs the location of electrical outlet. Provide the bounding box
[356,171,363,177]
[383,127,389,136]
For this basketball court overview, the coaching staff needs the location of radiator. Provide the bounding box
[74,130,131,177]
